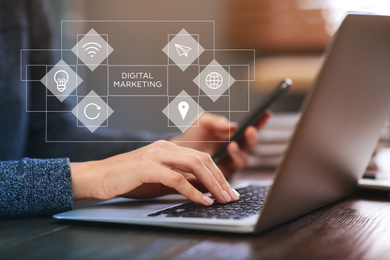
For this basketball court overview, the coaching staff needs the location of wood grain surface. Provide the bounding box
[2,173,390,259]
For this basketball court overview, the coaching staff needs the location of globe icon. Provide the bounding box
[205,72,223,90]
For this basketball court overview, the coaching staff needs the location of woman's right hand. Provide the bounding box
[70,140,239,206]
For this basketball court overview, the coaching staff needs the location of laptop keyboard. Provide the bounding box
[147,185,269,220]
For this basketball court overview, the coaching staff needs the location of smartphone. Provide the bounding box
[212,78,292,162]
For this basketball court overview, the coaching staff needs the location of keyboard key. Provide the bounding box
[147,185,269,220]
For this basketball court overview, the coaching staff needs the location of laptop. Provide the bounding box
[53,13,390,233]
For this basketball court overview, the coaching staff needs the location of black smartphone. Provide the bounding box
[212,78,292,162]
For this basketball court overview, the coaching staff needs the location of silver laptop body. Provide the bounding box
[54,13,390,233]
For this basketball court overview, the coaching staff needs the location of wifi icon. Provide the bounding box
[82,42,102,58]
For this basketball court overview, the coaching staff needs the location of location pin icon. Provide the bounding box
[178,101,189,120]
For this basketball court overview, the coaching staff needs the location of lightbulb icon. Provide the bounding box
[54,70,69,92]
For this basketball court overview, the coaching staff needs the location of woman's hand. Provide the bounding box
[70,140,240,206]
[171,112,271,179]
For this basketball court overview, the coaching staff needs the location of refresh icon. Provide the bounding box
[84,103,101,120]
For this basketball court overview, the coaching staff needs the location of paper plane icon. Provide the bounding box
[174,44,192,57]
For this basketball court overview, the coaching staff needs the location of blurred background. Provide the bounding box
[46,0,390,135]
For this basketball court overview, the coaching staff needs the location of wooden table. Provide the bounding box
[2,169,390,259]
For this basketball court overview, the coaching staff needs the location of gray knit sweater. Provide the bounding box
[0,0,170,217]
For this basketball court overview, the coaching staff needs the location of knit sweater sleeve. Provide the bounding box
[0,158,73,218]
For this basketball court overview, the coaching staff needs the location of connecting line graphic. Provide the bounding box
[20,20,256,142]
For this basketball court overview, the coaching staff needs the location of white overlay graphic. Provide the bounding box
[174,44,192,57]
[21,20,255,142]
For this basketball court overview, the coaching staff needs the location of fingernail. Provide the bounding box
[221,117,230,126]
[233,142,239,152]
[202,195,214,206]
[221,190,231,203]
[229,188,240,201]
